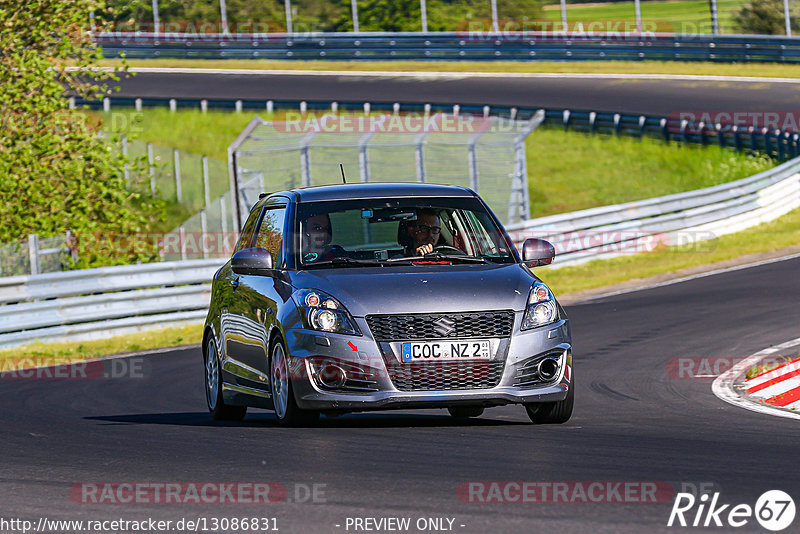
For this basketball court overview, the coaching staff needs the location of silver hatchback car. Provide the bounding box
[203,183,573,426]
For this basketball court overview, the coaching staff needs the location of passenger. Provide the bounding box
[403,208,442,256]
[301,213,343,262]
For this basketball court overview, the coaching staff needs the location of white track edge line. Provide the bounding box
[576,252,800,303]
[712,336,800,421]
[0,344,201,375]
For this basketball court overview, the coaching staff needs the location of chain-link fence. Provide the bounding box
[230,111,543,231]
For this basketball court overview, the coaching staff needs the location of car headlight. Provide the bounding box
[521,282,558,331]
[292,289,361,336]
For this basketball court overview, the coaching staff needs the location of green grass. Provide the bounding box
[745,351,800,379]
[97,109,775,218]
[527,126,774,216]
[539,205,800,295]
[542,0,746,34]
[0,324,203,370]
[106,58,800,79]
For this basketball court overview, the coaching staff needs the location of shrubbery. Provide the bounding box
[734,0,799,35]
[0,0,163,267]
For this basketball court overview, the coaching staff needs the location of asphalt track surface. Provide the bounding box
[2,256,800,533]
[110,70,800,115]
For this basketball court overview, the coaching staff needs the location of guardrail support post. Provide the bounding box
[173,149,182,203]
[467,140,478,192]
[661,118,669,143]
[201,99,208,113]
[28,234,40,276]
[777,130,785,160]
[267,100,274,114]
[135,98,142,112]
[614,114,622,137]
[103,98,110,113]
[169,98,177,112]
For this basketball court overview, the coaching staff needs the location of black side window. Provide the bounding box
[233,207,263,254]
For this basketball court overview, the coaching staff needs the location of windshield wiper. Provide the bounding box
[302,257,385,268]
[384,254,488,264]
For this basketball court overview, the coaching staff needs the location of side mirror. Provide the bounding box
[522,238,555,267]
[231,247,273,275]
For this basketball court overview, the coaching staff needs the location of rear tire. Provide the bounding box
[524,380,574,424]
[447,406,485,418]
[270,337,319,427]
[205,337,247,421]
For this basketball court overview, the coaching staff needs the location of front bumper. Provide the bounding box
[284,315,573,412]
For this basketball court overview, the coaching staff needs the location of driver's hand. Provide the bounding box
[415,243,434,255]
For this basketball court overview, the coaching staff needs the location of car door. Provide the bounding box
[228,202,289,390]
[221,204,266,389]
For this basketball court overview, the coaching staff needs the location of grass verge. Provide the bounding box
[745,353,799,380]
[0,324,203,371]
[102,59,800,80]
[542,0,744,34]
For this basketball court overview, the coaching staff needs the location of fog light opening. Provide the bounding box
[537,357,559,381]
[318,363,347,389]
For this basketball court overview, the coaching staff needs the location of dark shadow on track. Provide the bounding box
[85,411,530,428]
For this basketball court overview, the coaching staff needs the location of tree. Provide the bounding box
[734,0,799,35]
[0,0,161,266]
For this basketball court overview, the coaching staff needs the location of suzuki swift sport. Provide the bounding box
[203,183,573,426]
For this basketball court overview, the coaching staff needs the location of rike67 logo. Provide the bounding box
[668,490,796,531]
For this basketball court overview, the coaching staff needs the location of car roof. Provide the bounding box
[280,182,476,203]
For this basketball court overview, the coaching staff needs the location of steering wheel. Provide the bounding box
[431,245,467,255]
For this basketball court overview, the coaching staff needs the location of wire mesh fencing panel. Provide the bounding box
[232,111,544,227]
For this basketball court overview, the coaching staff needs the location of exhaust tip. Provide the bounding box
[537,357,559,381]
[318,363,347,389]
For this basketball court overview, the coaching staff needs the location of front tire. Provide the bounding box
[270,337,319,427]
[205,337,247,421]
[524,380,574,424]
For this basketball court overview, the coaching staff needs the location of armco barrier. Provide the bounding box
[94,31,800,63]
[0,259,223,348]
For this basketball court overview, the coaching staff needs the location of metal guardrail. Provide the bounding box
[95,31,800,63]
[506,155,800,267]
[0,259,223,348]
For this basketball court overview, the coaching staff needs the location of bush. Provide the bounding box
[0,0,163,267]
[734,0,799,35]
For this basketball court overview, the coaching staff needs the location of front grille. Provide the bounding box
[367,311,515,341]
[387,360,504,391]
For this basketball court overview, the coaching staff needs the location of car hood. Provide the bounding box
[289,263,536,317]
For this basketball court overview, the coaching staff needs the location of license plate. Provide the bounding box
[401,340,491,362]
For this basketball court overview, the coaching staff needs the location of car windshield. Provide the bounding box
[295,197,516,268]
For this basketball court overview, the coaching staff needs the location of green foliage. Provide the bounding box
[734,0,798,34]
[103,0,544,33]
[0,0,163,267]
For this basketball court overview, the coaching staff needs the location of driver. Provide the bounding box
[301,213,344,262]
[404,208,442,256]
